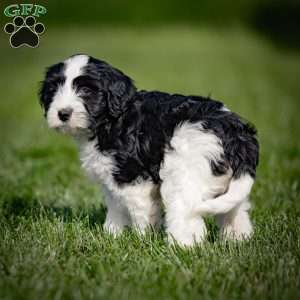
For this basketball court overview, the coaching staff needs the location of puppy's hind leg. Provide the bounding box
[160,174,207,247]
[216,200,253,240]
[192,174,254,240]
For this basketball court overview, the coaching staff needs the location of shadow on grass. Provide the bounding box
[2,195,221,239]
[1,195,107,227]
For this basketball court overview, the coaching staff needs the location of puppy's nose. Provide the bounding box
[58,108,73,122]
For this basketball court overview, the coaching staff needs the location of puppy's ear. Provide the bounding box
[107,75,136,118]
[39,77,52,115]
[86,57,136,118]
[38,62,65,114]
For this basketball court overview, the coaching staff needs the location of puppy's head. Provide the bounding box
[39,54,136,137]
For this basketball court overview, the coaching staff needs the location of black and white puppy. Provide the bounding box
[39,54,259,246]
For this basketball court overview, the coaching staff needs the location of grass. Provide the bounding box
[0,25,300,300]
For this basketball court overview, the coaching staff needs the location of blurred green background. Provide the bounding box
[1,1,300,300]
[3,0,300,47]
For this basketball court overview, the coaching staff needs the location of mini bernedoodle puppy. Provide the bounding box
[39,54,259,246]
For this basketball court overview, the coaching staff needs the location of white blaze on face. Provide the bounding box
[47,54,90,134]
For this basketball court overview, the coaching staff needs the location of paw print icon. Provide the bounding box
[4,16,45,48]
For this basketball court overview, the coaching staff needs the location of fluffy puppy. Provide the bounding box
[39,54,259,246]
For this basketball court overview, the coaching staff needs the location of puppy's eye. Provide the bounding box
[78,86,95,94]
[73,76,99,96]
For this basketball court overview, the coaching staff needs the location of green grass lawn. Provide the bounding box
[0,26,300,300]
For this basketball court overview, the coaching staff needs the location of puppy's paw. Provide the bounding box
[166,229,207,248]
[103,221,123,237]
[221,222,253,241]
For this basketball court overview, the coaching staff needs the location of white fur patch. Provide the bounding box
[160,122,232,201]
[65,55,89,80]
[221,105,230,112]
[216,200,253,240]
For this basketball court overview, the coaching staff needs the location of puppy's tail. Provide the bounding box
[194,174,254,216]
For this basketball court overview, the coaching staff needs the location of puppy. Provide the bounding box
[39,54,259,246]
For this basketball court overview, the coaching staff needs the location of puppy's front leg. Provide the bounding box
[122,183,162,234]
[102,186,130,236]
[127,200,161,233]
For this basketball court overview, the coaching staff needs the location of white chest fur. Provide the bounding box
[78,139,116,188]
